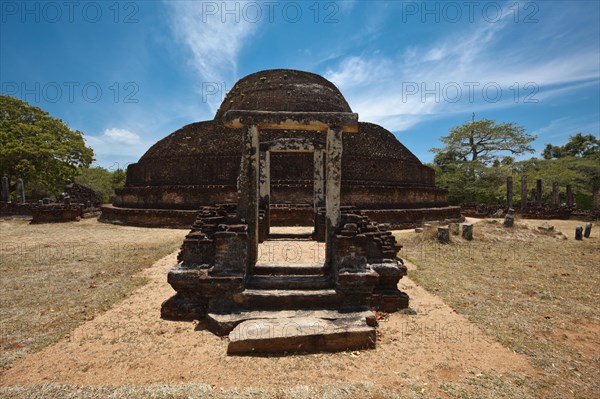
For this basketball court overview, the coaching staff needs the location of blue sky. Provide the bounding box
[1,0,599,170]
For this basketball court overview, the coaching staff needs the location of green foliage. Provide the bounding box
[0,95,94,197]
[542,133,600,159]
[75,166,126,203]
[431,117,598,209]
[431,118,535,165]
[431,117,535,205]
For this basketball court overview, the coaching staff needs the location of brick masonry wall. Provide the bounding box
[99,205,197,228]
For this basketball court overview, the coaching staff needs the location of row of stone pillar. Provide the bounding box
[435,223,473,243]
[508,176,575,209]
[575,223,593,240]
[0,176,26,204]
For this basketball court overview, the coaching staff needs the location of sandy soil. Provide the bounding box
[0,237,535,389]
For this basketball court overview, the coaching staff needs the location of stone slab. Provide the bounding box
[208,309,376,336]
[227,316,376,355]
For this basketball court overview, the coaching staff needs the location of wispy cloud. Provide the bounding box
[165,1,258,113]
[85,127,147,167]
[103,128,141,145]
[324,4,599,133]
[531,116,599,141]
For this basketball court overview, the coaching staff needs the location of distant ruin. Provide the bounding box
[0,178,101,223]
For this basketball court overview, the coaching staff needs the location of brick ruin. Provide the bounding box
[0,178,102,223]
[161,105,410,354]
[100,69,462,229]
[461,176,600,221]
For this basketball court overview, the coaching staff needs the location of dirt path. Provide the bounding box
[1,242,534,389]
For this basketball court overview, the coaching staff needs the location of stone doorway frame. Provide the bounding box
[258,137,325,239]
[223,110,358,275]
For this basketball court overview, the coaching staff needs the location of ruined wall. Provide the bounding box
[123,121,437,189]
[99,205,197,228]
[113,185,237,209]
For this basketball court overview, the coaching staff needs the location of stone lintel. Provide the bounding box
[260,137,325,152]
[223,110,359,133]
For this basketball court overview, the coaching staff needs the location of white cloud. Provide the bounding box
[103,128,141,145]
[165,1,258,113]
[85,128,145,165]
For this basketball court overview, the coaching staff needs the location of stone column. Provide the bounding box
[506,176,513,209]
[437,226,450,243]
[504,209,514,227]
[259,150,271,237]
[16,178,25,204]
[536,179,542,207]
[552,181,559,208]
[520,176,527,210]
[1,176,10,203]
[567,185,574,207]
[237,124,260,267]
[462,223,473,240]
[592,182,599,211]
[313,150,325,213]
[584,223,592,238]
[325,126,343,267]
[575,226,583,240]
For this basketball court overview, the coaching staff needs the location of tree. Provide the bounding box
[75,166,126,203]
[431,116,536,167]
[0,95,94,197]
[539,133,600,209]
[431,116,535,203]
[542,133,600,159]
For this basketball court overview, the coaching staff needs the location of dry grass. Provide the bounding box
[0,218,187,370]
[400,219,600,399]
[0,382,409,399]
[1,218,598,398]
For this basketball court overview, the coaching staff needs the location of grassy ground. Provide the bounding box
[1,218,598,398]
[400,219,600,399]
[0,382,419,399]
[0,218,186,370]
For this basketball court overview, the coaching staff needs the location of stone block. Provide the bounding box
[584,222,592,238]
[462,223,473,240]
[575,226,583,240]
[437,226,450,243]
[227,316,376,355]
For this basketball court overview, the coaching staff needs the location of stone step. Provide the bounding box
[241,289,343,310]
[267,232,313,240]
[207,309,376,335]
[227,315,376,355]
[253,263,325,276]
[245,275,333,290]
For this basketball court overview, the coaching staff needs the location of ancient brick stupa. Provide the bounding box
[100,69,461,228]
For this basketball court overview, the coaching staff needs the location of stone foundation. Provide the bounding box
[161,205,249,321]
[101,203,463,230]
[31,204,100,224]
[0,202,34,217]
[99,204,197,228]
[332,211,409,312]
